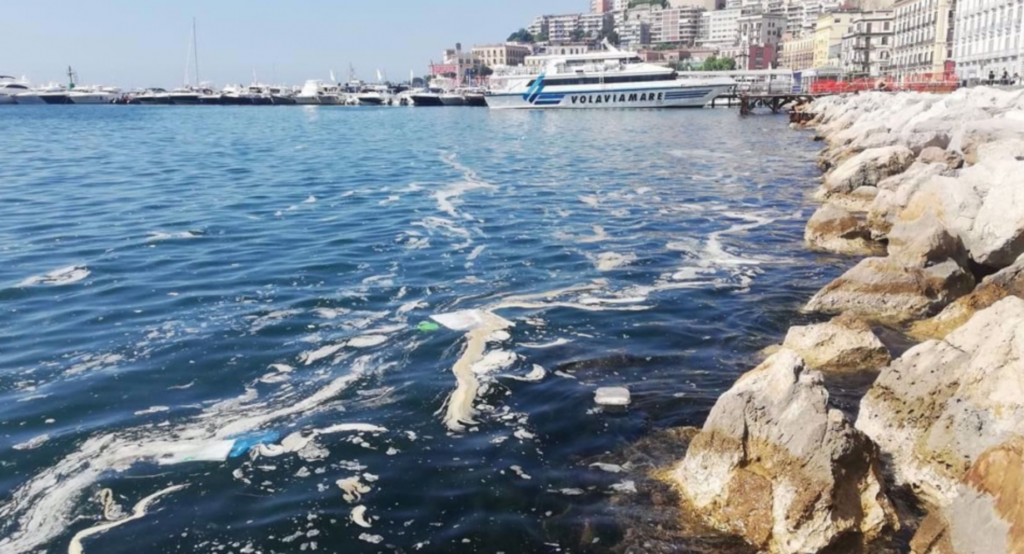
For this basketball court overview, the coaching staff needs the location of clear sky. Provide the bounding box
[4,0,585,89]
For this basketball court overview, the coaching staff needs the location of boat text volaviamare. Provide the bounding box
[485,44,734,110]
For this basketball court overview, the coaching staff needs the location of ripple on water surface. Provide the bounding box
[0,106,845,554]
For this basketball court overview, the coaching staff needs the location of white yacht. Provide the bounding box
[294,79,342,105]
[0,76,31,104]
[486,44,734,110]
[68,86,120,104]
[13,84,64,105]
[355,84,389,106]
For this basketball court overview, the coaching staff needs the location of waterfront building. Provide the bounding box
[651,6,707,46]
[620,19,653,49]
[840,10,895,76]
[549,14,584,43]
[613,0,631,10]
[813,10,859,67]
[780,33,817,69]
[951,0,1022,80]
[803,0,845,36]
[472,43,533,68]
[890,0,953,79]
[529,16,550,38]
[738,12,787,67]
[698,8,743,51]
[591,0,613,12]
[669,0,723,8]
[580,12,614,39]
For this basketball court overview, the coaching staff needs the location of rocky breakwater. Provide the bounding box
[661,87,1024,554]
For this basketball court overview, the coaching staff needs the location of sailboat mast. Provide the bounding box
[184,32,193,87]
[193,17,200,86]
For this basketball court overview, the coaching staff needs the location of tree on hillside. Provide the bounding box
[507,28,534,43]
[600,28,620,46]
[696,56,737,71]
[571,28,586,42]
[535,31,549,43]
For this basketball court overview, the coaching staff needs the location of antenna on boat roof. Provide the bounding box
[66,66,77,89]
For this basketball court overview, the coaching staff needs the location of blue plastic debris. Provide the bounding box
[227,430,281,458]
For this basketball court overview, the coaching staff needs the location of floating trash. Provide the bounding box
[594,387,631,407]
[417,321,440,332]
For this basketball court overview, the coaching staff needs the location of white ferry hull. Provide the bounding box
[486,82,732,110]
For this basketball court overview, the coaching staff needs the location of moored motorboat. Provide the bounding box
[68,86,120,104]
[294,79,342,105]
[134,88,172,105]
[409,88,444,107]
[439,92,466,106]
[0,76,31,104]
[464,89,487,107]
[38,90,72,104]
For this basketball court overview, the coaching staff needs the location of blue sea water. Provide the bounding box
[0,105,851,553]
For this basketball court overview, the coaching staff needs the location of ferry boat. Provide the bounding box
[486,44,734,110]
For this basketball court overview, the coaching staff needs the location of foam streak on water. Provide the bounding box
[0,106,843,554]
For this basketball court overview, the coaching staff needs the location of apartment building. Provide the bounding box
[814,10,859,67]
[840,10,895,76]
[651,6,707,45]
[471,43,533,68]
[699,8,743,50]
[952,0,1023,80]
[780,33,817,69]
[891,0,954,79]
[580,12,614,38]
[591,0,612,12]
[738,12,786,67]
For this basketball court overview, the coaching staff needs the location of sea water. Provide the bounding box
[0,105,851,553]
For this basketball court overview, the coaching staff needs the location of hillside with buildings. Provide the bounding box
[432,0,1019,86]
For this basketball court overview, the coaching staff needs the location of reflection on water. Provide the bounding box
[0,105,843,553]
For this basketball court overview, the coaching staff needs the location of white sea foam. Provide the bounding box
[12,434,50,451]
[68,484,187,554]
[591,252,636,272]
[17,265,90,287]
[134,406,169,416]
[520,339,571,349]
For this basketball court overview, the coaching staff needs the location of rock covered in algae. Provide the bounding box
[781,313,890,373]
[857,297,1024,507]
[672,349,898,554]
[910,435,1024,554]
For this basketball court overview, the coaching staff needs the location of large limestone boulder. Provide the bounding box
[804,257,975,323]
[867,162,947,239]
[910,436,1024,554]
[822,146,915,197]
[887,212,966,268]
[905,153,1024,268]
[917,146,963,169]
[804,204,878,255]
[782,313,890,373]
[856,297,1024,506]
[911,253,1024,339]
[673,350,898,554]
